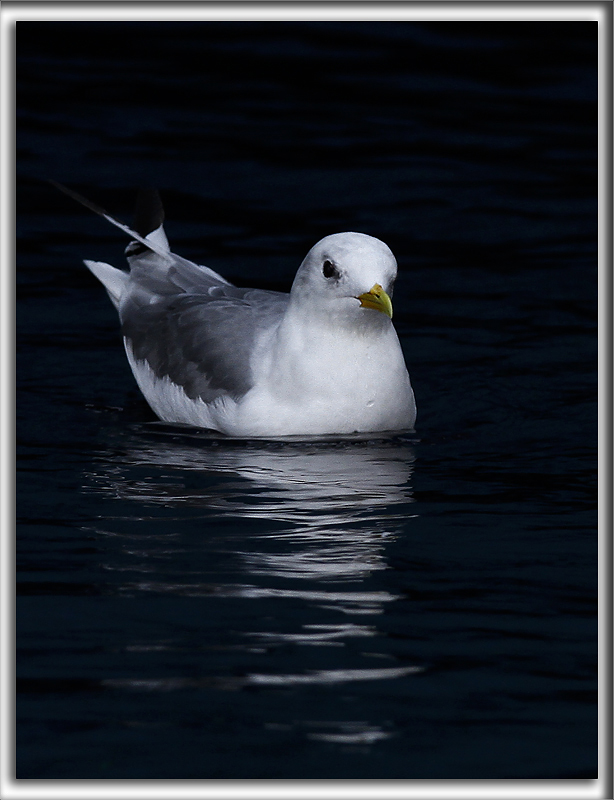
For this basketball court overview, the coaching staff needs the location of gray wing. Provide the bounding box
[121,285,288,403]
[117,194,290,403]
[54,182,289,403]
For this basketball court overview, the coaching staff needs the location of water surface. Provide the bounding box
[16,20,597,779]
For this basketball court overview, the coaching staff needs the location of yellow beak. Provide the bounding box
[357,283,393,319]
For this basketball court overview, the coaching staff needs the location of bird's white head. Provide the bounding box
[290,232,398,325]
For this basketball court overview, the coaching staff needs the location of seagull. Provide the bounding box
[54,183,416,437]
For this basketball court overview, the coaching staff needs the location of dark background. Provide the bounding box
[16,21,597,779]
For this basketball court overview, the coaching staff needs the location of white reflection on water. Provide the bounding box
[87,429,421,706]
[87,427,416,589]
[103,664,421,691]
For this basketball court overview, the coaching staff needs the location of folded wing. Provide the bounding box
[63,183,289,405]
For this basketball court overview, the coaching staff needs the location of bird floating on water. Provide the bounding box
[53,182,416,438]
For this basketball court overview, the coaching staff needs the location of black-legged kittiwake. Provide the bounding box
[54,183,416,437]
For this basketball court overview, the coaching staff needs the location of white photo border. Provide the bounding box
[2,3,610,799]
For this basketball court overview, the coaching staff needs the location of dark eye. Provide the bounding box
[322,259,337,279]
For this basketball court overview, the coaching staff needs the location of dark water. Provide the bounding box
[16,21,598,779]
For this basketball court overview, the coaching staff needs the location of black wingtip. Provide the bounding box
[133,188,165,238]
[50,181,171,261]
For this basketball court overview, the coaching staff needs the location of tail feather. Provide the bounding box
[84,260,128,310]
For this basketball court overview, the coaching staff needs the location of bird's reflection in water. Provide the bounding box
[88,424,416,595]
[87,426,421,702]
[87,426,417,600]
